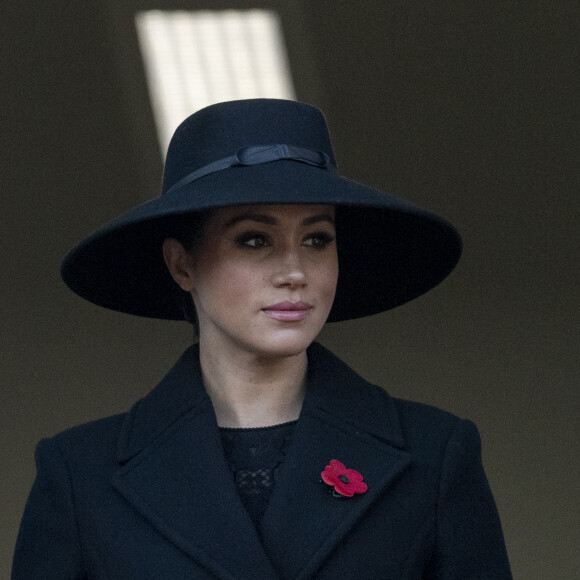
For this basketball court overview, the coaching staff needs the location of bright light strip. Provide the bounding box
[135,10,296,154]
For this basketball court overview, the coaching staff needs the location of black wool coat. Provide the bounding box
[13,343,512,579]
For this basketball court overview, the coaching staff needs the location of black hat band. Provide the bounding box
[165,144,337,197]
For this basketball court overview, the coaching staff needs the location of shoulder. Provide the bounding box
[36,412,128,469]
[390,396,481,463]
[34,346,206,469]
[392,396,471,439]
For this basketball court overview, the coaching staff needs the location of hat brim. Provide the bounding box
[61,161,462,322]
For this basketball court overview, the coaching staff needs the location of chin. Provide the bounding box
[253,331,318,359]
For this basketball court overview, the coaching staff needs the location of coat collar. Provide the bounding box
[304,342,405,448]
[116,343,404,463]
[116,345,207,464]
[113,343,410,579]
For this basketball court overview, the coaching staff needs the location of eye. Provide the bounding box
[303,232,336,249]
[235,232,271,249]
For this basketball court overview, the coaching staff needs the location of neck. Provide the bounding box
[198,342,308,428]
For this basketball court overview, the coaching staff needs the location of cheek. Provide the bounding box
[313,255,339,299]
[197,260,260,306]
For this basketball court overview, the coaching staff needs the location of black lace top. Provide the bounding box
[219,421,297,531]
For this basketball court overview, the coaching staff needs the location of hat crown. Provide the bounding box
[162,99,336,195]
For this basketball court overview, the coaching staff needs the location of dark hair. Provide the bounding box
[163,209,214,332]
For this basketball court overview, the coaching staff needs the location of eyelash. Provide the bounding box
[235,232,336,250]
[304,232,336,249]
[235,233,269,249]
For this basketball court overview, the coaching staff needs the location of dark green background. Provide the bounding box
[2,1,578,577]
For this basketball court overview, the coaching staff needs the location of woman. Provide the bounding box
[12,99,512,579]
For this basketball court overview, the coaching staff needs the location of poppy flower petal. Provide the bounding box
[333,482,355,497]
[351,481,368,494]
[321,470,337,486]
[329,459,345,473]
[344,468,364,483]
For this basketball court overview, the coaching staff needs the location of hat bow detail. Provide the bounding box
[165,144,336,197]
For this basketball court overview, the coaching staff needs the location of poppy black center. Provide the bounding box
[338,474,350,484]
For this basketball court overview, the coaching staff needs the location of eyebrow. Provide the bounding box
[223,212,335,229]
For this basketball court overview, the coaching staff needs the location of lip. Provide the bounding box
[262,301,313,321]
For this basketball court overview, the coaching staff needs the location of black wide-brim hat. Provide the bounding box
[61,99,462,322]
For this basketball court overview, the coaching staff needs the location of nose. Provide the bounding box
[271,251,307,288]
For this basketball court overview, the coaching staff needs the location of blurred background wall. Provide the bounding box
[2,1,578,578]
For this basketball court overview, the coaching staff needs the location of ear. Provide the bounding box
[162,238,196,292]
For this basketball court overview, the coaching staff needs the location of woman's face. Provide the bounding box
[166,204,338,360]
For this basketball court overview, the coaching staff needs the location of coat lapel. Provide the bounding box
[260,343,411,579]
[112,344,409,580]
[112,346,279,580]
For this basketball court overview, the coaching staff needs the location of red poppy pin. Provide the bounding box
[321,459,368,498]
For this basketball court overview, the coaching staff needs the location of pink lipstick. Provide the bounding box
[262,301,312,321]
